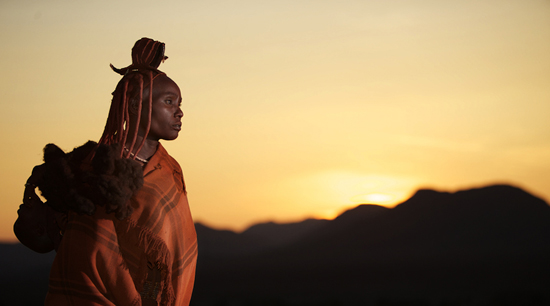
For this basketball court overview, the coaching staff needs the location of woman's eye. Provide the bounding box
[166,99,173,105]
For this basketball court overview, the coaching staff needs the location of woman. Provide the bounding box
[14,38,197,306]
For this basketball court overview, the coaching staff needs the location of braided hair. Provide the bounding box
[99,37,169,160]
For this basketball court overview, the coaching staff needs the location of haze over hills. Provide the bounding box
[2,184,549,305]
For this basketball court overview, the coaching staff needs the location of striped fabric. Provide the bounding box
[45,143,197,306]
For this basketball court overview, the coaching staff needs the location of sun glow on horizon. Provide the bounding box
[265,170,419,222]
[351,193,395,205]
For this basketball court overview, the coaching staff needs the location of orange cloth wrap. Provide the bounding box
[45,143,197,306]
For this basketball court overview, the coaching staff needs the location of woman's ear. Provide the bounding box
[129,98,140,115]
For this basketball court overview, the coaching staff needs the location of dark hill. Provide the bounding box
[241,218,330,249]
[192,184,550,305]
[195,218,330,257]
[194,222,259,257]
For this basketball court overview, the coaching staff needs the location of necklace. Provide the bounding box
[123,147,149,163]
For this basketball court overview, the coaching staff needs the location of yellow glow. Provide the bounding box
[246,170,420,223]
[351,193,395,205]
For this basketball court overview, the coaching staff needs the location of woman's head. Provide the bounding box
[136,74,183,142]
[99,38,182,159]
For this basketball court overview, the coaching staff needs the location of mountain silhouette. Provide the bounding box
[196,218,331,258]
[241,218,330,249]
[192,184,550,305]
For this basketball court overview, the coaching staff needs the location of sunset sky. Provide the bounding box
[1,0,549,242]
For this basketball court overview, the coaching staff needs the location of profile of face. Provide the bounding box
[133,74,184,142]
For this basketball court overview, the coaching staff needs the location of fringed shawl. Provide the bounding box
[45,143,197,306]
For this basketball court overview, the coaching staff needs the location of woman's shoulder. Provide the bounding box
[153,143,186,194]
[155,143,183,171]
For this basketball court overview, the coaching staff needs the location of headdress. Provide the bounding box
[110,38,168,75]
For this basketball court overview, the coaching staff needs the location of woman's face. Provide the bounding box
[138,75,184,141]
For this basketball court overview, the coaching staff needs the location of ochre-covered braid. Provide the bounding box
[99,38,168,160]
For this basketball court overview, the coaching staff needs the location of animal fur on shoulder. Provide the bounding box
[38,141,144,220]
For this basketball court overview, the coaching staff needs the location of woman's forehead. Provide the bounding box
[153,75,180,95]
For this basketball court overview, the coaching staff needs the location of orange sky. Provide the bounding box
[1,0,549,241]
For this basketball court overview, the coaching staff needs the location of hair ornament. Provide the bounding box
[110,37,168,76]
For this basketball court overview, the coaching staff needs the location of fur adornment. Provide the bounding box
[38,141,144,220]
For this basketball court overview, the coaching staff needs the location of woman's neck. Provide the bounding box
[124,136,159,162]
